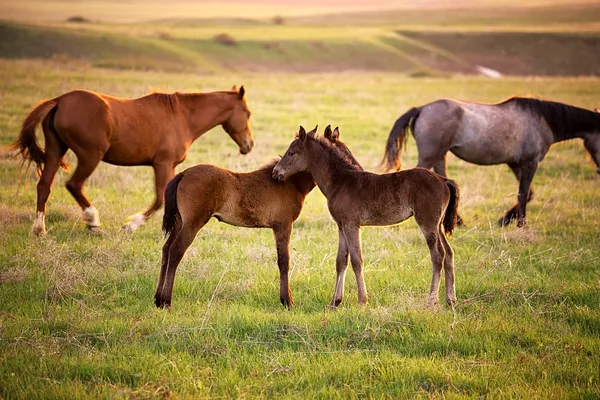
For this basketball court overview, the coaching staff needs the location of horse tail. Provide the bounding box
[382,106,421,171]
[162,173,185,238]
[14,99,69,175]
[442,178,461,236]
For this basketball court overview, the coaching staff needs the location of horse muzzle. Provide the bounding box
[239,139,254,155]
[272,168,285,182]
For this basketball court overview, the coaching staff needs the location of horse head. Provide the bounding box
[272,125,317,181]
[222,85,254,154]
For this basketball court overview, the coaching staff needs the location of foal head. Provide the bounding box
[222,85,254,154]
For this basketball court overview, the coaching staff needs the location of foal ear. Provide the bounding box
[332,126,340,140]
[307,125,318,138]
[298,125,307,141]
[238,85,245,99]
[324,125,332,139]
[595,107,599,113]
[231,85,237,91]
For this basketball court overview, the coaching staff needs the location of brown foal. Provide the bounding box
[272,126,460,307]
[14,86,254,234]
[155,125,361,309]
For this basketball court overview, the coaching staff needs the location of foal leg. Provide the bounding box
[439,226,456,305]
[33,130,68,235]
[154,217,181,308]
[273,223,294,309]
[125,162,174,231]
[330,226,349,308]
[418,223,446,305]
[499,163,536,227]
[156,217,207,309]
[343,225,368,306]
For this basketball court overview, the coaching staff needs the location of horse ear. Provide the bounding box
[231,85,237,91]
[595,107,599,113]
[298,125,307,141]
[324,125,332,139]
[238,86,245,99]
[307,125,318,138]
[332,126,340,140]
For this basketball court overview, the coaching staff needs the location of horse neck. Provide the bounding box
[178,92,233,141]
[306,140,349,198]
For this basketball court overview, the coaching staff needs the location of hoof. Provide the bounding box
[446,296,457,307]
[88,226,104,236]
[154,298,172,309]
[280,298,294,310]
[498,215,515,227]
[32,226,47,236]
[124,213,145,232]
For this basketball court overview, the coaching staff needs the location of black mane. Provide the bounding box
[503,97,600,141]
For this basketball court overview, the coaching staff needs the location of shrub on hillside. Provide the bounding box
[213,33,237,46]
[66,16,91,23]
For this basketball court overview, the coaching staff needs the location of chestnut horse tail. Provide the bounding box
[383,106,421,171]
[15,99,69,175]
[443,178,460,236]
[162,173,184,237]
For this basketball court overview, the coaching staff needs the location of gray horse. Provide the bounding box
[383,97,600,227]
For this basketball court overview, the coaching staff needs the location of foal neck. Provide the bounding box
[306,138,356,198]
[178,92,236,141]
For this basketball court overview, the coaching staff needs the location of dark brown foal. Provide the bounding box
[15,86,254,234]
[273,126,460,307]
[155,125,361,309]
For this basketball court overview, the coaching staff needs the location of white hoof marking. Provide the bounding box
[83,206,101,228]
[32,211,46,235]
[124,213,146,232]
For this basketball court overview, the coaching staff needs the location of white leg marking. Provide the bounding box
[124,213,146,232]
[32,211,46,236]
[82,206,101,228]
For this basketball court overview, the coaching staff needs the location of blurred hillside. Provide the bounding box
[1,1,599,76]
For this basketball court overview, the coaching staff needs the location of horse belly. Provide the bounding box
[361,206,413,227]
[451,119,523,165]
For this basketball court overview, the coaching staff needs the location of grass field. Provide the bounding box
[1,1,600,398]
[1,59,599,398]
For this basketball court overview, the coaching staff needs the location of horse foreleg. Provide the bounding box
[343,225,368,306]
[330,226,349,308]
[499,163,537,227]
[273,223,294,309]
[33,133,68,235]
[515,161,538,227]
[125,163,174,232]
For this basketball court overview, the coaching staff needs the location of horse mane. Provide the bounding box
[501,96,600,141]
[308,135,361,177]
[150,91,179,111]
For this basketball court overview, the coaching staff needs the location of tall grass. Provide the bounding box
[0,59,599,398]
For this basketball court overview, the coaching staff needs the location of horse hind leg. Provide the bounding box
[418,222,446,306]
[33,127,68,235]
[155,216,182,308]
[273,223,294,309]
[439,226,456,306]
[65,153,103,232]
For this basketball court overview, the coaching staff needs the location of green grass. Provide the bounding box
[0,58,599,398]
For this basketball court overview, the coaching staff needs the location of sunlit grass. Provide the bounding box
[0,59,599,398]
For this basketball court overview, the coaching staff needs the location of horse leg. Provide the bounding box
[423,154,465,227]
[65,154,103,231]
[418,222,446,305]
[343,225,368,306]
[515,161,538,228]
[330,226,349,308]
[499,163,536,226]
[154,216,181,308]
[439,226,456,306]
[157,216,207,309]
[432,155,448,177]
[125,162,174,232]
[273,223,294,309]
[33,131,68,235]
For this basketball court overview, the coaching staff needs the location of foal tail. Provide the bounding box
[382,106,421,171]
[14,99,69,175]
[162,173,184,237]
[443,178,460,236]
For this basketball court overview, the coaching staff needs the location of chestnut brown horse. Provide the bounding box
[273,126,460,308]
[155,125,361,309]
[15,86,254,235]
